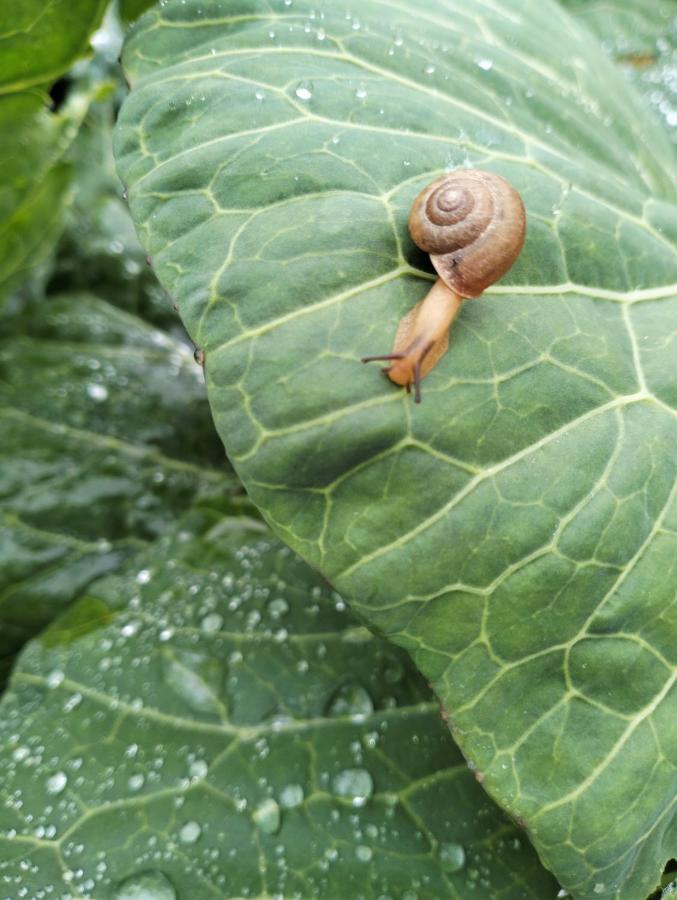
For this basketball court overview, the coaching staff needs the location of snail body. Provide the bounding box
[362,169,526,402]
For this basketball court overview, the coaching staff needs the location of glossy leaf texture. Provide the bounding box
[0,514,558,899]
[561,0,677,143]
[0,291,245,667]
[114,0,677,897]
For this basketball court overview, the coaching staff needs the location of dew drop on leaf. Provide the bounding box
[189,759,208,779]
[128,773,145,792]
[46,670,64,688]
[46,772,67,795]
[86,383,108,401]
[383,658,404,684]
[253,797,281,834]
[332,768,373,806]
[268,597,289,618]
[112,869,177,900]
[178,820,201,844]
[327,682,374,717]
[439,842,466,872]
[294,82,313,101]
[161,649,224,714]
[279,784,304,809]
[355,845,373,862]
[200,613,223,634]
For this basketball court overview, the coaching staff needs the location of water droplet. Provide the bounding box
[63,692,82,712]
[476,58,493,71]
[268,598,289,618]
[332,768,373,807]
[254,89,265,101]
[87,383,108,402]
[295,82,313,101]
[355,845,372,862]
[179,821,201,844]
[136,569,151,584]
[189,760,208,779]
[200,613,223,634]
[162,649,224,714]
[593,886,605,895]
[327,682,374,717]
[113,870,177,900]
[47,670,65,689]
[279,784,304,809]
[440,842,465,872]
[253,798,281,834]
[46,772,67,795]
[424,63,435,75]
[317,28,326,40]
[383,658,404,684]
[128,774,145,792]
[355,83,368,99]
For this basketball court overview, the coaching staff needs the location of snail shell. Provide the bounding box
[408,169,526,298]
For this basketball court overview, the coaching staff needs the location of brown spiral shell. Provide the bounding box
[408,169,526,298]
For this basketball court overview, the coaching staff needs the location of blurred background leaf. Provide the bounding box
[561,0,676,144]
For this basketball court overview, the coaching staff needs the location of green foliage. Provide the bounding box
[0,0,108,302]
[0,0,107,94]
[562,0,677,144]
[120,0,159,22]
[114,1,677,897]
[0,515,558,897]
[0,291,245,665]
[0,0,673,896]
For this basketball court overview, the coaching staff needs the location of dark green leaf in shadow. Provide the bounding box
[0,292,245,666]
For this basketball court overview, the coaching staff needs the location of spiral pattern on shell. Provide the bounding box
[408,169,526,298]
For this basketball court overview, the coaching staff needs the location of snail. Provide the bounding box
[362,169,526,402]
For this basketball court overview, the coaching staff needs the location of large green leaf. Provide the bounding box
[0,512,558,898]
[0,0,107,95]
[114,0,677,896]
[0,0,108,301]
[0,291,245,665]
